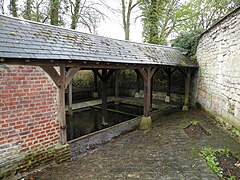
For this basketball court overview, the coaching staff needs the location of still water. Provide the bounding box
[67,103,143,141]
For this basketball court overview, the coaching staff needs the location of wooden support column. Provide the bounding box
[68,80,73,115]
[163,68,176,103]
[93,71,98,98]
[150,77,153,108]
[138,67,157,117]
[59,64,67,144]
[138,67,157,130]
[182,68,191,111]
[102,69,108,125]
[93,69,114,126]
[115,70,120,104]
[41,66,80,144]
[136,70,141,93]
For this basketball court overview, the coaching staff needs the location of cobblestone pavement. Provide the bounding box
[31,109,240,179]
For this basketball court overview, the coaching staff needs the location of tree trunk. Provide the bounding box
[50,0,60,25]
[71,0,81,30]
[24,0,32,20]
[148,0,159,44]
[121,0,138,40]
[10,0,18,17]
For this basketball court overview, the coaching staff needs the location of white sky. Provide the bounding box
[1,0,143,42]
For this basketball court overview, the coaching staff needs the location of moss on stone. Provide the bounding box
[139,116,152,130]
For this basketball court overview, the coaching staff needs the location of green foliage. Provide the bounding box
[140,0,164,44]
[218,147,230,157]
[228,176,236,180]
[9,0,18,17]
[171,29,203,60]
[72,70,94,89]
[120,69,137,89]
[200,147,223,177]
[190,120,200,125]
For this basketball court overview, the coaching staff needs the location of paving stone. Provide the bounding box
[29,109,240,180]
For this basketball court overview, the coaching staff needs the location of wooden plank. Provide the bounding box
[65,67,80,89]
[59,64,67,144]
[40,66,61,87]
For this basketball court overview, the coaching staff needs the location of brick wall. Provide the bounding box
[193,8,240,133]
[0,65,64,178]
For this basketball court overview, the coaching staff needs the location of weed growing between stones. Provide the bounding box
[200,147,240,179]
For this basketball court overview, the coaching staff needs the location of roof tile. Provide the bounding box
[0,15,197,68]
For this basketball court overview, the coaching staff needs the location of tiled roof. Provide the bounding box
[0,15,197,67]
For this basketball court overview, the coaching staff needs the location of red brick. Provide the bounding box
[1,65,59,156]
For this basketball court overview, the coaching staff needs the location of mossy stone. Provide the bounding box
[139,116,152,130]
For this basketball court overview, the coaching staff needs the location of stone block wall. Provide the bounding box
[193,8,240,131]
[0,65,69,179]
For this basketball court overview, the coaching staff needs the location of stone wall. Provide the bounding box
[0,65,70,179]
[193,8,240,132]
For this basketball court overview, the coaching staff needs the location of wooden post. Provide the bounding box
[139,67,157,117]
[94,72,98,91]
[59,64,67,144]
[68,80,73,115]
[41,66,79,143]
[166,68,171,103]
[115,70,120,104]
[182,68,191,111]
[93,71,98,98]
[145,69,151,116]
[136,71,141,93]
[101,69,108,125]
[150,76,153,109]
[93,69,114,126]
[138,67,157,130]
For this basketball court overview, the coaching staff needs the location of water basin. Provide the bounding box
[67,103,143,141]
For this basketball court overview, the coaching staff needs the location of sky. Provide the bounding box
[96,0,143,42]
[1,0,143,42]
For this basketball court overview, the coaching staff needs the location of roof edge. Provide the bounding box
[200,5,240,38]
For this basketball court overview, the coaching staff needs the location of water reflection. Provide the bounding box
[66,103,143,141]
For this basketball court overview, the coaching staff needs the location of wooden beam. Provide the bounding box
[94,72,98,92]
[101,69,108,125]
[65,67,80,89]
[92,69,103,81]
[68,80,73,115]
[138,67,157,117]
[178,68,188,78]
[59,64,67,144]
[40,66,61,87]
[104,69,115,81]
[135,70,141,92]
[93,69,115,81]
